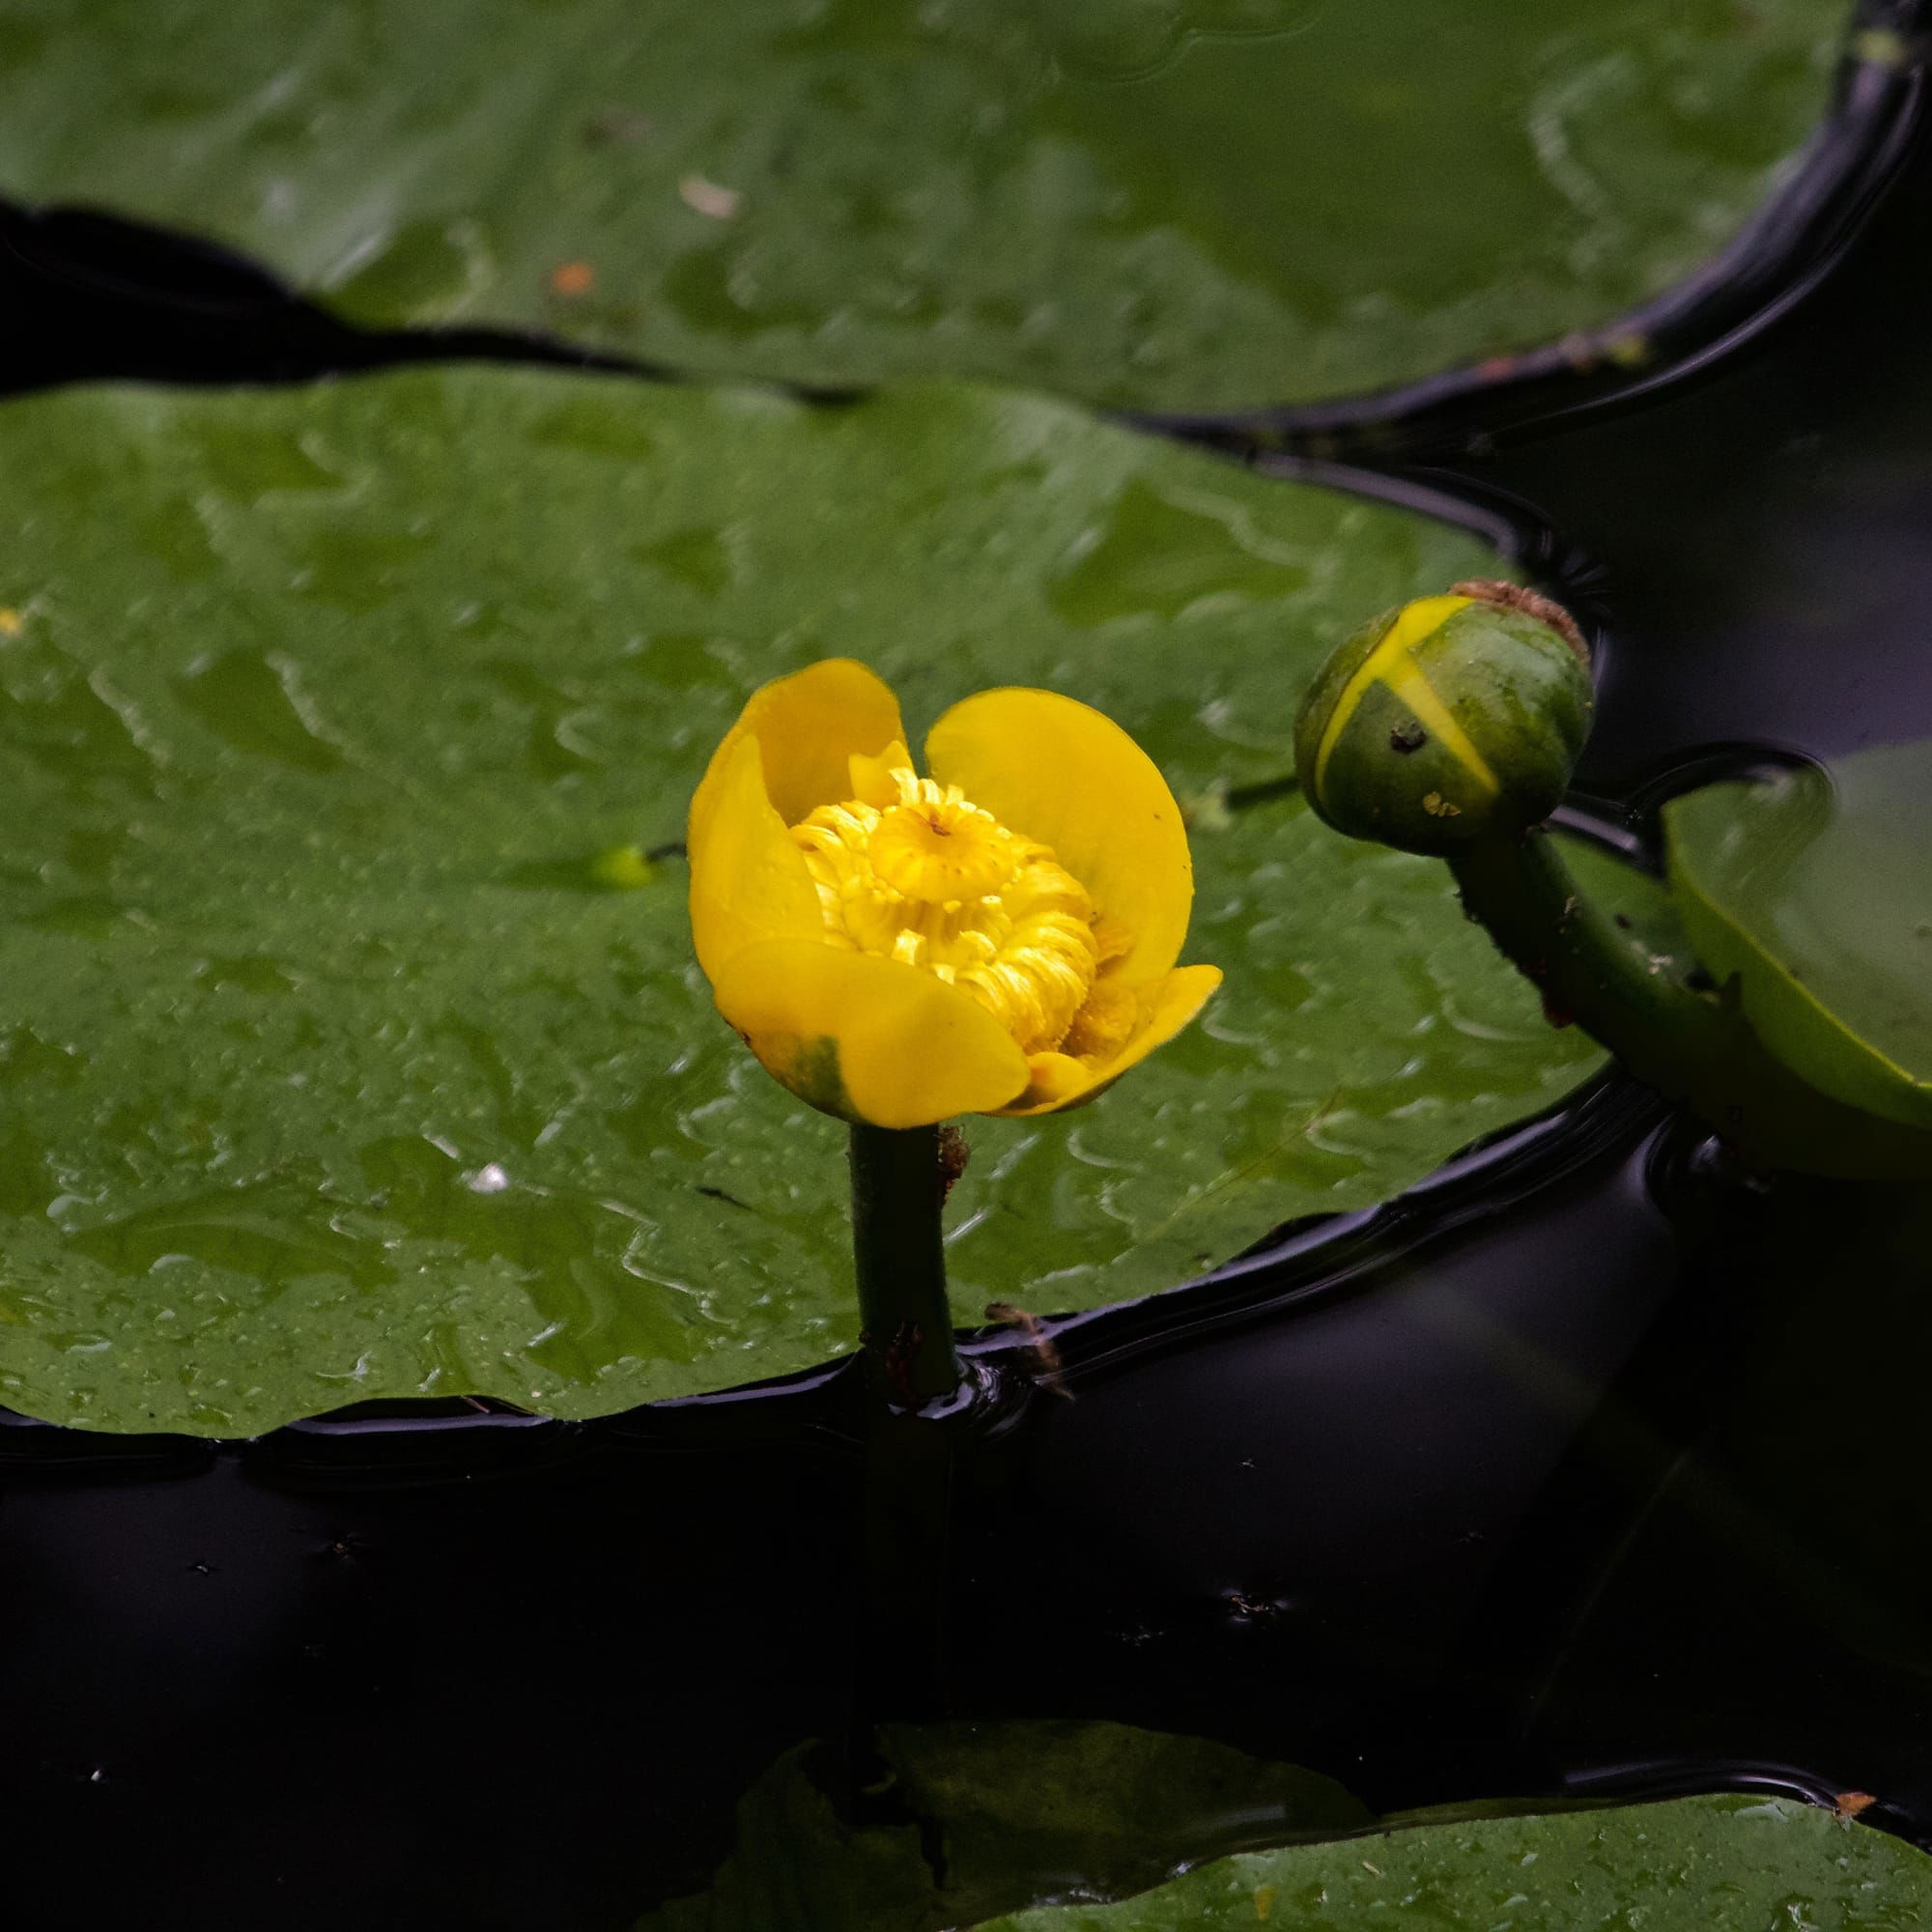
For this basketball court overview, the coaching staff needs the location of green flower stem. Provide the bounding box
[1448,829,1929,1177]
[1448,830,1729,1083]
[848,1122,962,1409]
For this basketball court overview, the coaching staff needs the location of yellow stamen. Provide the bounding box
[1060,978,1139,1062]
[792,765,1109,1056]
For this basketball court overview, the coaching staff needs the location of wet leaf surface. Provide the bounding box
[0,368,1597,1432]
[0,0,1850,411]
[978,1794,1932,1929]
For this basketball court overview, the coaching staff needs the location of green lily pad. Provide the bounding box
[0,0,1849,412]
[0,368,1598,1434]
[639,1720,1368,1929]
[1664,744,1932,1130]
[978,1794,1932,1929]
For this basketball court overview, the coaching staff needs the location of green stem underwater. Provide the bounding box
[848,1122,962,1409]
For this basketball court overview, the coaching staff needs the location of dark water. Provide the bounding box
[4,50,1932,1932]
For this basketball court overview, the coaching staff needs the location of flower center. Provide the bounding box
[792,764,1103,1055]
[867,789,1016,905]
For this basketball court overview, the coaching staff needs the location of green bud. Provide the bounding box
[1292,581,1594,856]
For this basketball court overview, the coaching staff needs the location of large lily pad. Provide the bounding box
[0,0,1850,412]
[979,1794,1932,1929]
[0,368,1598,1433]
[1664,743,1932,1129]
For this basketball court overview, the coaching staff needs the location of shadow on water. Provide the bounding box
[3,30,1932,1931]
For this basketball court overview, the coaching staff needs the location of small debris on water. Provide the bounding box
[551,260,596,297]
[0,608,22,636]
[679,174,743,219]
[985,1300,1072,1399]
[466,1163,511,1195]
[1223,1588,1281,1620]
[1835,1791,1878,1820]
[1389,720,1428,754]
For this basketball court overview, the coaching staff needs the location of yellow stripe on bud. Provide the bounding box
[1311,593,1479,803]
[1378,657,1501,798]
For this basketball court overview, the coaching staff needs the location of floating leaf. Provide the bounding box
[885,1719,1368,1913]
[639,1720,1368,1930]
[0,0,1850,411]
[637,1727,1932,1932]
[0,369,1599,1433]
[1664,743,1932,1129]
[978,1794,1932,1930]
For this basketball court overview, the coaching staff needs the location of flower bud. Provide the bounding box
[1293,582,1593,856]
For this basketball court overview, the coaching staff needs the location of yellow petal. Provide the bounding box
[687,733,823,983]
[995,964,1222,1117]
[709,940,1032,1128]
[926,688,1192,985]
[719,657,907,829]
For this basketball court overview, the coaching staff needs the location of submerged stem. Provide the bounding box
[848,1122,962,1408]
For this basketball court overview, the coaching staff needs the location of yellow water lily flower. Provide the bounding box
[688,659,1221,1129]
